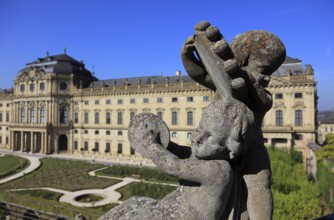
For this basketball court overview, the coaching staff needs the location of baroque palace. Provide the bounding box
[0,53,317,159]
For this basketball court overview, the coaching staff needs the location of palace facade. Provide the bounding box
[0,54,317,159]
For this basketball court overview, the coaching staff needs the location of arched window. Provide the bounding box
[172,132,177,138]
[95,142,99,151]
[95,112,99,124]
[172,111,178,125]
[84,112,89,124]
[40,107,45,123]
[0,113,2,122]
[59,106,68,124]
[95,130,99,135]
[157,112,163,120]
[40,82,45,91]
[106,112,111,124]
[276,110,283,126]
[106,130,111,135]
[74,112,78,123]
[295,110,303,126]
[117,143,123,154]
[30,108,35,123]
[21,108,25,123]
[118,112,123,125]
[187,132,192,139]
[187,111,193,125]
[130,112,135,121]
[131,147,135,155]
[105,143,111,152]
[84,141,88,151]
[118,131,123,136]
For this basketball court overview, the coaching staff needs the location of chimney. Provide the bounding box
[176,70,181,76]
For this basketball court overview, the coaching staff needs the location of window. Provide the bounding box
[40,107,45,123]
[84,112,89,124]
[117,143,123,154]
[95,142,99,151]
[157,112,163,120]
[295,93,303,98]
[276,110,283,126]
[275,93,283,99]
[130,112,135,120]
[130,98,135,104]
[30,83,35,92]
[6,137,8,144]
[295,110,303,126]
[105,143,111,152]
[118,99,123,104]
[84,101,89,105]
[118,131,123,136]
[6,113,9,122]
[187,132,192,139]
[60,82,68,90]
[157,98,163,103]
[30,108,35,123]
[203,96,210,102]
[74,101,79,105]
[74,112,79,123]
[40,82,45,91]
[84,141,88,151]
[74,130,78,134]
[131,147,135,155]
[106,112,111,124]
[0,113,2,122]
[21,108,25,123]
[172,132,177,138]
[106,130,111,135]
[20,84,25,92]
[74,141,78,150]
[172,111,178,125]
[95,130,99,135]
[187,111,193,125]
[84,130,88,134]
[118,112,123,125]
[59,106,68,124]
[143,98,149,103]
[187,97,193,102]
[172,97,178,102]
[106,99,111,105]
[95,100,99,105]
[95,112,99,124]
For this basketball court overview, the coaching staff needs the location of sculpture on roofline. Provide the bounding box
[100,21,285,220]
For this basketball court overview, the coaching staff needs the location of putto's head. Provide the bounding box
[192,99,255,160]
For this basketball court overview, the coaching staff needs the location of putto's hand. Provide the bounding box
[181,36,195,55]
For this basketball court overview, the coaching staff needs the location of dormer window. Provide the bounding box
[60,82,67,90]
[20,84,25,92]
[40,82,45,91]
[30,83,35,92]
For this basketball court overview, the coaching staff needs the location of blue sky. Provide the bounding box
[0,0,333,110]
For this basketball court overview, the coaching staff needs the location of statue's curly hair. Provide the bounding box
[202,98,255,159]
[230,30,286,75]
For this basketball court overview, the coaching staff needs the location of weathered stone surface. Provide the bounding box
[101,20,285,220]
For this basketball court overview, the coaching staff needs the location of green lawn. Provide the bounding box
[97,164,178,183]
[0,158,177,218]
[117,182,177,201]
[0,158,120,191]
[0,155,29,179]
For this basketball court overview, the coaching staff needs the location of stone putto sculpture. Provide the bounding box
[102,21,285,220]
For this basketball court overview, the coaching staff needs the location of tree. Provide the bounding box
[315,134,334,160]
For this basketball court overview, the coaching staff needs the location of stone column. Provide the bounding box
[54,135,58,154]
[20,132,24,152]
[30,132,34,153]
